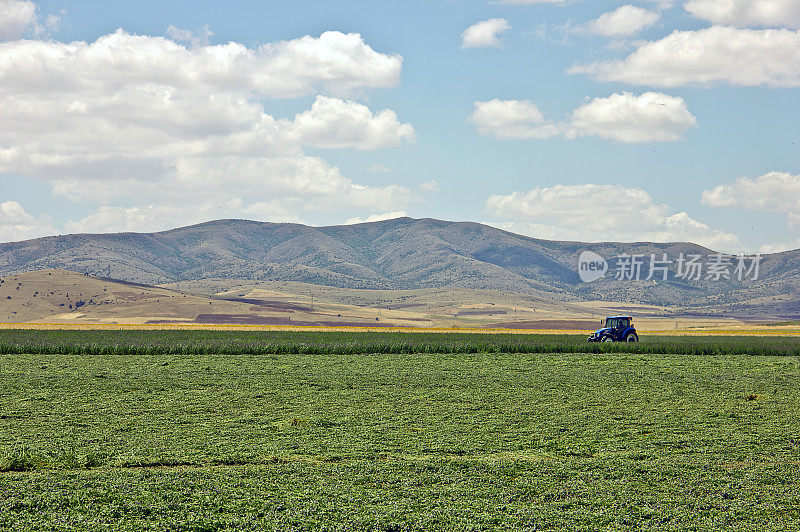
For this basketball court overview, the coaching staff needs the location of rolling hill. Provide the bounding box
[0,269,471,327]
[0,217,708,289]
[1,218,799,316]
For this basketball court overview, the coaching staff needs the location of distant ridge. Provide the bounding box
[1,217,798,310]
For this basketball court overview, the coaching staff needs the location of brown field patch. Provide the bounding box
[492,320,599,330]
[218,297,311,311]
[456,309,508,316]
[378,303,426,310]
[194,314,293,325]
[192,314,396,327]
[112,291,162,301]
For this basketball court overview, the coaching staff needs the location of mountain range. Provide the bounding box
[2,218,799,315]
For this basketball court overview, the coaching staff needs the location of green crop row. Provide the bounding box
[1,329,799,356]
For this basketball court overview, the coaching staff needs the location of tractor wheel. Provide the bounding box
[625,333,639,343]
[602,336,613,342]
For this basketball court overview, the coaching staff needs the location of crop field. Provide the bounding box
[3,328,800,357]
[1,331,800,530]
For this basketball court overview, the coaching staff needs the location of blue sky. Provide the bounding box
[0,0,798,253]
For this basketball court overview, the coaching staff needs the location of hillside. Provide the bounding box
[0,270,270,324]
[1,218,799,314]
[0,217,710,289]
[1,270,481,327]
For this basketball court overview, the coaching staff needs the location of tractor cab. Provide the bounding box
[588,316,638,343]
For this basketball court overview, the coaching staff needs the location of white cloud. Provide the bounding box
[0,29,417,234]
[0,0,36,40]
[165,24,213,47]
[0,0,60,41]
[344,211,408,225]
[468,99,557,139]
[65,205,164,234]
[647,1,676,9]
[757,208,800,252]
[0,29,401,98]
[420,180,439,194]
[282,96,415,150]
[64,200,304,234]
[685,0,800,29]
[757,240,800,253]
[0,200,56,241]
[585,5,659,37]
[469,92,696,143]
[485,184,743,251]
[566,92,696,142]
[701,171,800,212]
[42,154,416,211]
[241,201,304,224]
[461,18,511,49]
[569,26,800,87]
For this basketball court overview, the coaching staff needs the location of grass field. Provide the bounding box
[1,331,800,530]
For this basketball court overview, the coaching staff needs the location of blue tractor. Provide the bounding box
[588,316,638,343]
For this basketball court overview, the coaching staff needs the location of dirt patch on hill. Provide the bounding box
[378,303,426,310]
[194,314,293,325]
[456,309,508,316]
[193,314,396,327]
[492,320,597,330]
[218,297,312,312]
[112,291,162,301]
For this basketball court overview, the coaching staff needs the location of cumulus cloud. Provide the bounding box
[647,1,676,9]
[64,200,304,234]
[282,96,415,150]
[0,200,56,242]
[569,26,800,87]
[0,29,401,98]
[585,5,659,37]
[64,205,168,234]
[420,180,439,194]
[701,171,800,212]
[344,211,408,225]
[44,153,417,214]
[685,0,800,29]
[757,240,800,254]
[469,92,696,143]
[468,99,557,139]
[566,92,696,142]
[485,184,743,251]
[165,24,213,47]
[0,0,36,40]
[0,0,60,40]
[461,18,511,49]
[0,28,417,234]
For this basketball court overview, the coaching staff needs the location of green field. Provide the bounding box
[3,329,800,356]
[1,332,800,530]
